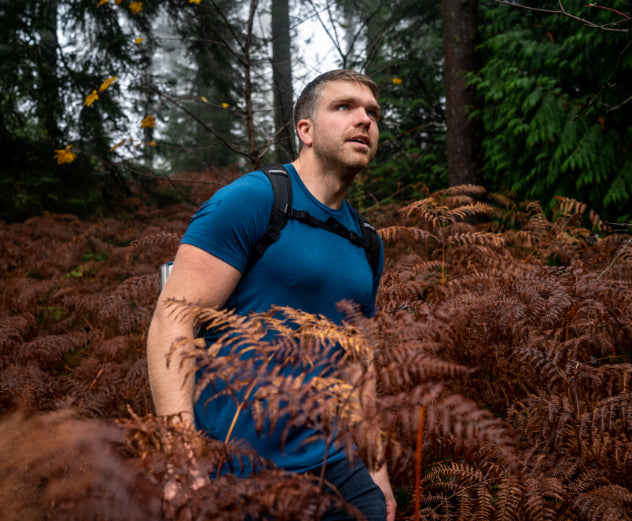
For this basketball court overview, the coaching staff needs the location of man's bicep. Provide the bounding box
[160,243,242,311]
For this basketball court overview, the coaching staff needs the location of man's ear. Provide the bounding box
[296,119,313,148]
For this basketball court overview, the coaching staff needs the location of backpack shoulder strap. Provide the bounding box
[355,210,381,280]
[243,163,381,280]
[285,205,381,279]
[242,163,292,276]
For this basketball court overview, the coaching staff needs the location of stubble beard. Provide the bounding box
[313,140,372,183]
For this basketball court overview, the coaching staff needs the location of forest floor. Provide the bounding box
[1,177,631,520]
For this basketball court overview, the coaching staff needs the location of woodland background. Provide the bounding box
[1,0,632,520]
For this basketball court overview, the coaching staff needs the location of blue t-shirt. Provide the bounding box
[181,163,383,474]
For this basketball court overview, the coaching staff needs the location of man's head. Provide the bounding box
[294,70,380,152]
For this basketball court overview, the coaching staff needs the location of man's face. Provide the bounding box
[308,80,380,173]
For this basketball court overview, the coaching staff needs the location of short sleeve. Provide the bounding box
[181,172,273,273]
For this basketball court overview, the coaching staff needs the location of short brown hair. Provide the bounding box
[293,70,380,133]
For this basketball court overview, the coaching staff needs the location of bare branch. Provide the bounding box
[495,0,629,33]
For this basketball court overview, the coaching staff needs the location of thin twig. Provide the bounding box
[598,236,632,278]
[495,0,629,32]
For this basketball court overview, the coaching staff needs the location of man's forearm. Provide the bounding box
[147,306,197,426]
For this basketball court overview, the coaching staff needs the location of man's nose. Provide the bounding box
[355,108,372,126]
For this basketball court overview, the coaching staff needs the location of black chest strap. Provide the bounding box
[243,164,380,278]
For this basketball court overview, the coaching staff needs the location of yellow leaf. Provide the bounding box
[141,115,156,129]
[134,37,143,44]
[54,145,77,165]
[190,0,202,3]
[392,77,402,85]
[85,90,99,106]
[115,0,122,4]
[149,140,157,147]
[201,96,208,103]
[110,139,127,151]
[98,75,118,93]
[98,0,109,5]
[129,1,142,14]
[221,102,230,109]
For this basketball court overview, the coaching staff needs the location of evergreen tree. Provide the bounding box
[0,0,157,221]
[158,0,245,172]
[472,0,632,221]
[352,0,448,205]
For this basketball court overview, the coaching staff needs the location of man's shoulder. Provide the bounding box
[227,169,274,193]
[204,169,275,209]
[189,169,275,227]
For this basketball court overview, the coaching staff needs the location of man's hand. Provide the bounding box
[161,415,208,520]
[370,465,397,521]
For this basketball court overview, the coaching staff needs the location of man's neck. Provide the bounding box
[291,156,357,210]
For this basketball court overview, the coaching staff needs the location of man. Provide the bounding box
[147,70,396,521]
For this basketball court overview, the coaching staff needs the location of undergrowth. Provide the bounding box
[1,182,631,520]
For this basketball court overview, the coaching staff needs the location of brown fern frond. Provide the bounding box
[580,392,632,442]
[378,225,437,244]
[400,197,451,228]
[127,232,181,264]
[505,228,544,252]
[252,372,362,453]
[573,485,632,521]
[421,462,494,521]
[120,410,357,521]
[513,346,568,391]
[423,394,509,453]
[376,266,432,313]
[493,472,525,521]
[378,352,473,396]
[524,201,550,234]
[0,408,160,520]
[447,202,495,222]
[268,305,370,361]
[439,184,488,198]
[446,231,505,248]
[0,312,36,349]
[0,362,55,411]
[1,277,55,313]
[510,393,582,460]
[96,277,158,335]
[553,196,610,234]
[110,274,160,305]
[521,475,566,521]
[554,196,589,219]
[443,193,478,208]
[93,335,134,361]
[15,331,89,366]
[488,191,516,209]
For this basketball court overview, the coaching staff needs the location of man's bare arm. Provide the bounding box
[146,244,242,426]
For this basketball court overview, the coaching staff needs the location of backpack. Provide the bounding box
[159,164,381,290]
[243,163,381,279]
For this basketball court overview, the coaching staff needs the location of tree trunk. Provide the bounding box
[271,0,295,163]
[244,0,259,168]
[441,0,480,187]
[36,0,60,146]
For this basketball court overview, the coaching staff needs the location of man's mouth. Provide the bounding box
[349,136,370,146]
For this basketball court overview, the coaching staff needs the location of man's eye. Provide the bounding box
[336,104,350,111]
[367,110,379,119]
